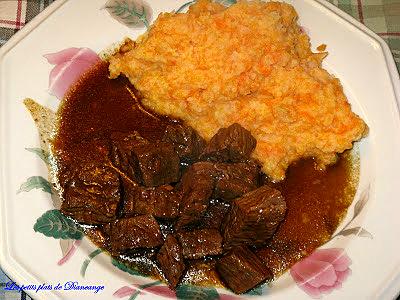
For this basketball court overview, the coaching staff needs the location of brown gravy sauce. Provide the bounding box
[53,62,358,286]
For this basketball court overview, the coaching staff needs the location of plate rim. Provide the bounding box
[0,2,70,299]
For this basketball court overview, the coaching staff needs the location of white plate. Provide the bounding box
[1,0,400,299]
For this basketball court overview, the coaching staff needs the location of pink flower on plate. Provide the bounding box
[113,285,137,298]
[141,285,176,298]
[44,47,100,99]
[57,239,82,266]
[219,294,244,300]
[290,248,351,299]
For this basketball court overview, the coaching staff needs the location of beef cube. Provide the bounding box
[222,185,286,249]
[177,229,222,259]
[179,162,218,184]
[217,246,272,294]
[200,200,230,230]
[162,124,206,162]
[110,215,163,252]
[175,162,217,229]
[121,182,180,219]
[201,123,256,162]
[111,131,149,180]
[157,235,186,288]
[177,162,219,199]
[179,161,259,201]
[131,142,180,186]
[176,161,258,229]
[153,187,181,220]
[121,181,154,216]
[213,162,259,200]
[175,171,215,229]
[61,163,120,225]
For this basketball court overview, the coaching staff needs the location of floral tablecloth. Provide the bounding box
[0,1,399,300]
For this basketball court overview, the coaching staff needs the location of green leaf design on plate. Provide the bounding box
[245,284,264,295]
[33,209,83,240]
[176,1,195,13]
[17,176,52,194]
[25,147,50,164]
[111,258,149,277]
[336,226,373,239]
[81,249,103,277]
[176,285,219,300]
[216,0,237,6]
[104,0,152,28]
[331,185,372,240]
[353,186,369,219]
[128,281,162,300]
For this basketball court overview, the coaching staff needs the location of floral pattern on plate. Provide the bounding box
[290,248,352,299]
[104,0,152,29]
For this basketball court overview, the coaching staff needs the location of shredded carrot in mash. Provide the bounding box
[108,0,367,181]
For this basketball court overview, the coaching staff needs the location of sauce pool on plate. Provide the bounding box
[53,61,359,286]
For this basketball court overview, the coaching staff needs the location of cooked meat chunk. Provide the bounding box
[201,123,256,162]
[110,215,163,252]
[121,181,152,216]
[175,164,215,229]
[131,142,180,186]
[179,162,218,182]
[175,160,259,228]
[222,185,286,249]
[157,235,186,288]
[121,182,180,219]
[162,123,206,162]
[179,161,259,201]
[152,187,181,220]
[111,131,149,180]
[200,200,230,230]
[175,174,214,230]
[212,162,259,201]
[177,229,223,259]
[61,163,120,225]
[216,246,272,294]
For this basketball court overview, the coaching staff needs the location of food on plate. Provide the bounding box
[157,235,186,288]
[24,0,368,295]
[217,245,273,294]
[49,61,361,292]
[177,229,223,259]
[110,215,164,252]
[222,185,287,250]
[56,96,284,291]
[108,0,368,181]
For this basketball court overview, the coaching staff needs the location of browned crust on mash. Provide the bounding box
[108,0,368,181]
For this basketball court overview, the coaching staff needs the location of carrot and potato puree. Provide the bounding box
[108,0,367,181]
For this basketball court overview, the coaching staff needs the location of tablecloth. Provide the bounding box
[0,1,399,300]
